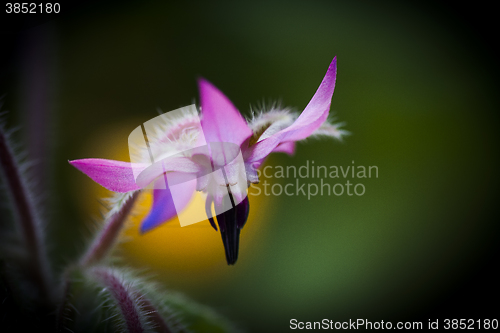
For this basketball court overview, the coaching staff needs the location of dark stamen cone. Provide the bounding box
[209,195,250,265]
[205,194,218,231]
[236,196,250,229]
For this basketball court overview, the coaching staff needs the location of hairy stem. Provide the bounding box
[134,292,172,333]
[80,191,140,266]
[55,272,72,333]
[0,126,51,302]
[91,268,144,333]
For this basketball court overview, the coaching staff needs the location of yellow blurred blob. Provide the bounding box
[74,122,269,281]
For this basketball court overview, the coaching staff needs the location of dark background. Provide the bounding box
[1,1,499,331]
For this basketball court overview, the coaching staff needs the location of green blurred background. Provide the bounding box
[1,0,499,331]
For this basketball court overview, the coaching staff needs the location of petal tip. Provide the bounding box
[68,159,84,170]
[139,216,160,234]
[197,77,212,91]
[139,224,150,234]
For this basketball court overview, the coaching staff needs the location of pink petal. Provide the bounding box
[69,158,147,193]
[272,141,296,155]
[140,173,196,233]
[245,57,337,163]
[70,156,202,192]
[134,156,202,189]
[198,78,253,147]
[280,57,337,142]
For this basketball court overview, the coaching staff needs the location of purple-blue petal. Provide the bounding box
[140,174,196,233]
[140,188,178,233]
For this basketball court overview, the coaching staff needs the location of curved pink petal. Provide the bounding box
[69,158,147,193]
[244,57,337,163]
[272,141,296,155]
[198,78,253,147]
[134,156,202,188]
[279,57,337,142]
[140,174,196,233]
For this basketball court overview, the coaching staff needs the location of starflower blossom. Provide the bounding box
[70,57,347,265]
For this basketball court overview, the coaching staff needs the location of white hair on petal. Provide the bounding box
[310,118,350,141]
[247,102,298,145]
[132,106,203,164]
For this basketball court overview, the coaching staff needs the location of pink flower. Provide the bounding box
[70,57,346,264]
